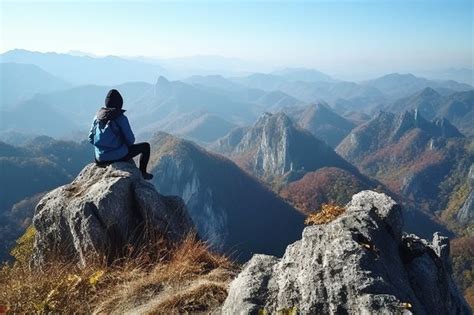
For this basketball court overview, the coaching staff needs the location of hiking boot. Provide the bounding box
[142,172,154,180]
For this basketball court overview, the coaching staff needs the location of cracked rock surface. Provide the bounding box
[33,162,193,267]
[223,191,471,315]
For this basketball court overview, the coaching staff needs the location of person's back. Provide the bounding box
[88,89,153,180]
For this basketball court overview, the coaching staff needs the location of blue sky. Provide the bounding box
[1,0,473,75]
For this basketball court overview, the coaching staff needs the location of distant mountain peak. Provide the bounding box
[213,111,356,185]
[156,76,170,85]
[392,109,429,140]
[271,67,335,82]
[254,111,293,129]
[417,86,440,97]
[383,72,417,79]
[281,102,355,148]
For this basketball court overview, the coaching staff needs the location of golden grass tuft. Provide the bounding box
[305,203,346,225]
[0,231,237,314]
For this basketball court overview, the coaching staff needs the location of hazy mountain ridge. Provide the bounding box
[2,50,472,146]
[283,103,356,147]
[416,68,474,85]
[363,73,473,100]
[271,67,336,83]
[0,63,71,108]
[1,49,167,85]
[232,73,387,112]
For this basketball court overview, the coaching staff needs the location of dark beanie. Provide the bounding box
[105,89,123,109]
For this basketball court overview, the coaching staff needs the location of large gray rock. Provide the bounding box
[32,162,193,266]
[223,190,470,315]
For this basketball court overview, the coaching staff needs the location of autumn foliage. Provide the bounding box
[305,203,346,225]
[280,167,371,214]
[451,236,474,309]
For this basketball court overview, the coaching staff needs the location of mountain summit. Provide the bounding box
[213,112,356,185]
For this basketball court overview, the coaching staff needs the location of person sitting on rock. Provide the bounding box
[88,89,154,180]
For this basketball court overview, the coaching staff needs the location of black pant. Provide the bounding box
[122,142,150,173]
[95,142,150,173]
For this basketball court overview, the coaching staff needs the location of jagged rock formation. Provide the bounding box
[212,112,358,185]
[337,110,463,163]
[222,191,471,314]
[387,88,474,137]
[337,110,472,220]
[32,162,193,266]
[148,132,305,261]
[457,165,474,224]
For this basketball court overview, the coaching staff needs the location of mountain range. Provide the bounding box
[1,49,167,85]
[337,110,473,228]
[363,73,472,100]
[211,112,359,186]
[1,48,473,310]
[387,87,474,136]
[1,49,472,147]
[0,137,92,261]
[0,63,71,108]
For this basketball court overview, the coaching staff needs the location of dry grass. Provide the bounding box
[305,203,346,225]
[149,281,229,313]
[0,232,237,314]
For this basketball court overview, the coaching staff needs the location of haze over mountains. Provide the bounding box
[2,49,472,144]
[1,48,473,305]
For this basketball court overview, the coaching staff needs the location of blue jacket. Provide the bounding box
[88,114,135,161]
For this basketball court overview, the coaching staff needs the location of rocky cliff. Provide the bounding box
[148,132,305,261]
[457,165,474,224]
[32,162,193,266]
[212,112,358,185]
[222,191,470,314]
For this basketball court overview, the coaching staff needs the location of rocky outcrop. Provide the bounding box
[222,191,470,314]
[457,165,474,224]
[32,162,193,266]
